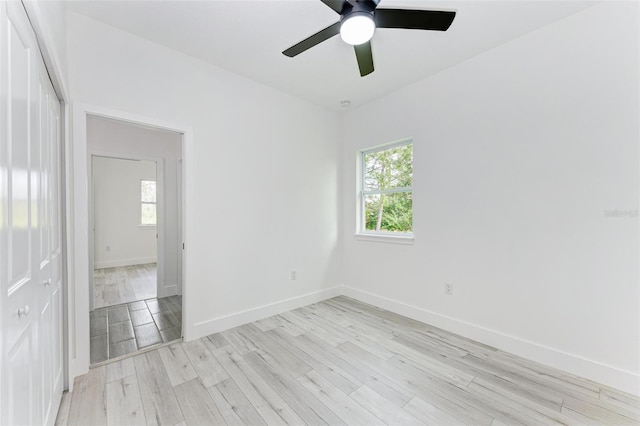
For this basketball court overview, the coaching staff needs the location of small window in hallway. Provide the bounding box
[141,179,157,226]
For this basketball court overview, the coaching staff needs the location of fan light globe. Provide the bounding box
[340,14,375,45]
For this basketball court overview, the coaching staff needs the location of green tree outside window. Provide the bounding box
[362,142,413,233]
[141,180,157,226]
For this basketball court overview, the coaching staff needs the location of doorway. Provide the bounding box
[87,116,184,364]
[92,156,158,308]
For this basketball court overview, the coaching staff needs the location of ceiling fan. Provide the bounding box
[282,0,456,77]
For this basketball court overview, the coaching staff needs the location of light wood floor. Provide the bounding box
[58,296,640,425]
[93,263,157,309]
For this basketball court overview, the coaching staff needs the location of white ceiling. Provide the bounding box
[64,0,595,110]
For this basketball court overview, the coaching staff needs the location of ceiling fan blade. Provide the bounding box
[375,9,456,31]
[354,41,374,77]
[320,0,347,14]
[282,22,341,57]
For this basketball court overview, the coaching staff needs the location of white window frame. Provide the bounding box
[356,139,414,244]
[140,179,157,227]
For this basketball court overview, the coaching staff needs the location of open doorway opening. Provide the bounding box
[92,156,158,308]
[87,116,183,364]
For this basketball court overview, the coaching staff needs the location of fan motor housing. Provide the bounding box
[340,1,376,23]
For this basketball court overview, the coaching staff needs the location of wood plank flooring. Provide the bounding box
[94,263,157,309]
[58,296,640,426]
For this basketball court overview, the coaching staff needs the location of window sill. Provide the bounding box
[354,233,414,245]
[138,225,157,229]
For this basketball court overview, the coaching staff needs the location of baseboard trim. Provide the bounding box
[158,284,179,298]
[183,283,638,395]
[94,257,157,269]
[342,286,640,396]
[190,286,343,340]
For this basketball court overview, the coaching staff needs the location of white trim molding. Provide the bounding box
[159,284,180,298]
[341,286,640,396]
[354,233,414,245]
[190,286,344,339]
[94,257,157,270]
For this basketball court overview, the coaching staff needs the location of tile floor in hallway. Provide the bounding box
[90,295,182,364]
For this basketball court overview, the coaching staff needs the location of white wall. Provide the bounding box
[88,116,182,297]
[341,2,639,394]
[66,11,342,376]
[92,156,158,269]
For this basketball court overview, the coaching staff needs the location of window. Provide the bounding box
[359,141,413,236]
[140,180,157,226]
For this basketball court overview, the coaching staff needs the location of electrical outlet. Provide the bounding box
[290,270,297,280]
[445,282,453,295]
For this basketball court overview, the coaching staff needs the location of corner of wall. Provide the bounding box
[185,286,345,341]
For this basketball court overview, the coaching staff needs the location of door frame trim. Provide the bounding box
[69,103,193,389]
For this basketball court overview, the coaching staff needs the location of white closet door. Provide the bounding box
[37,67,63,426]
[0,1,63,425]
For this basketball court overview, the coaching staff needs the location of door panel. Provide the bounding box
[2,2,40,424]
[7,0,32,296]
[1,1,64,425]
[6,326,36,426]
[39,298,53,424]
[49,91,63,417]
[39,73,50,270]
[41,79,63,426]
[4,0,37,355]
